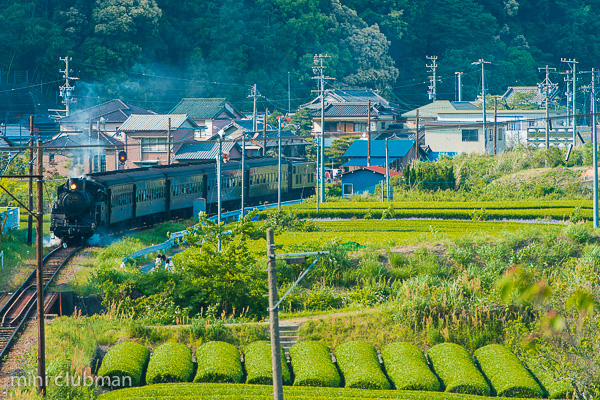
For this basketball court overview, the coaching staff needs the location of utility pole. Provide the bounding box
[35,139,46,396]
[266,228,284,400]
[88,120,92,173]
[27,116,34,246]
[367,99,371,167]
[217,135,222,252]
[538,65,557,149]
[167,117,172,165]
[312,54,333,204]
[472,59,491,153]
[288,72,291,114]
[494,97,498,155]
[249,84,260,133]
[415,109,420,158]
[58,56,78,117]
[592,68,598,228]
[263,110,267,156]
[277,117,282,211]
[427,56,439,101]
[240,133,246,219]
[385,137,390,201]
[562,59,578,147]
[455,72,463,101]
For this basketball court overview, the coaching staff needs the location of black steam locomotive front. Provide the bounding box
[50,178,99,243]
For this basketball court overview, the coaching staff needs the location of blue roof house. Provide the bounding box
[340,166,402,197]
[341,139,418,171]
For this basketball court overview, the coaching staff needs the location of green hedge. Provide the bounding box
[334,341,390,390]
[526,362,573,399]
[474,344,543,398]
[243,341,291,385]
[427,343,490,396]
[97,341,150,387]
[98,382,541,400]
[381,342,440,391]
[194,341,244,384]
[146,342,194,384]
[289,341,341,387]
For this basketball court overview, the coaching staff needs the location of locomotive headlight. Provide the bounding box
[70,183,77,190]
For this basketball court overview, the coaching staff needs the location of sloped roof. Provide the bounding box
[301,88,402,115]
[341,165,402,176]
[342,140,415,158]
[170,98,244,120]
[174,141,239,161]
[60,99,156,123]
[402,101,480,119]
[118,114,197,131]
[310,103,380,118]
[501,86,560,106]
[341,157,400,168]
[0,137,13,147]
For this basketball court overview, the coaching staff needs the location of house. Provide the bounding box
[341,166,401,197]
[43,131,124,177]
[212,121,309,158]
[403,100,569,153]
[301,89,405,145]
[58,99,156,134]
[173,141,242,163]
[340,139,418,171]
[501,86,560,108]
[169,98,245,140]
[117,114,199,168]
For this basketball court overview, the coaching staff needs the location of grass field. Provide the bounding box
[275,219,564,247]
[98,382,539,400]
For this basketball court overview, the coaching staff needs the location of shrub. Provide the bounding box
[243,341,291,385]
[334,341,390,390]
[527,363,573,399]
[289,341,341,387]
[97,341,150,387]
[146,342,194,384]
[381,342,440,391]
[194,341,244,383]
[427,343,490,396]
[474,344,543,398]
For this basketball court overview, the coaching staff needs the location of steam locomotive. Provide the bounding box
[50,158,316,244]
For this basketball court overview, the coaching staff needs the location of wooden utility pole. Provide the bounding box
[494,97,498,155]
[88,119,93,173]
[263,110,268,156]
[27,116,34,246]
[367,100,371,167]
[167,117,172,165]
[266,228,284,400]
[415,109,420,159]
[36,139,46,395]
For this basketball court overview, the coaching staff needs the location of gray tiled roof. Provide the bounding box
[60,99,156,123]
[310,103,380,117]
[174,141,239,160]
[118,114,196,131]
[170,98,244,120]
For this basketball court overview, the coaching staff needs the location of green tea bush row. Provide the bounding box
[381,342,440,391]
[243,341,291,385]
[146,342,194,384]
[97,382,540,399]
[334,341,390,390]
[194,341,244,384]
[474,344,543,398]
[292,200,591,211]
[427,343,490,396]
[526,362,573,399]
[97,341,150,387]
[289,341,341,387]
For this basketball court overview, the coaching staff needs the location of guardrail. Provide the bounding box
[0,207,19,234]
[122,199,306,263]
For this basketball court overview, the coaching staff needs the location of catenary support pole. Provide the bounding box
[592,68,598,228]
[266,228,284,400]
[278,118,282,210]
[385,137,390,201]
[36,139,46,395]
[241,134,245,219]
[27,115,34,246]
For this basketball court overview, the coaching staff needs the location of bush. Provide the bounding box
[97,341,150,387]
[527,362,574,399]
[146,342,194,384]
[243,341,291,385]
[194,341,244,383]
[289,341,341,387]
[334,341,390,390]
[474,344,543,398]
[381,342,440,391]
[427,343,490,396]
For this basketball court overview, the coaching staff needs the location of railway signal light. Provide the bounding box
[118,151,127,164]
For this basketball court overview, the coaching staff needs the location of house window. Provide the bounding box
[380,122,386,130]
[354,123,367,133]
[462,129,479,142]
[488,129,494,141]
[342,183,353,197]
[498,128,504,141]
[141,137,168,152]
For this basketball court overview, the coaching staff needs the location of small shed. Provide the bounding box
[340,166,401,197]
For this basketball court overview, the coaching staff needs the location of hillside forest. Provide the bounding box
[1,0,598,112]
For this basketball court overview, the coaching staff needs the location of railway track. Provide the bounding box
[0,245,82,362]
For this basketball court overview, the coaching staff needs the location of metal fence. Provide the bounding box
[0,207,20,234]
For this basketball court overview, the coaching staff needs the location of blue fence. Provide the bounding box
[0,207,19,234]
[122,199,306,263]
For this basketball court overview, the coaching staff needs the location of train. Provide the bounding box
[50,157,316,243]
